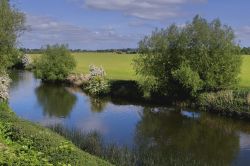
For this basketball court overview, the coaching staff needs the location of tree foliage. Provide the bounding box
[134,15,242,97]
[34,44,76,81]
[0,0,25,73]
[241,47,250,55]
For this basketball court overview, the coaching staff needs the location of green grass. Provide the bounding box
[30,53,250,88]
[72,52,136,80]
[239,55,250,89]
[0,102,112,166]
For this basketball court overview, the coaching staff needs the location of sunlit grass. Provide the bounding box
[72,52,136,80]
[239,55,250,89]
[30,53,250,88]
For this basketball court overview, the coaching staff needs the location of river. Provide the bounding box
[8,70,250,165]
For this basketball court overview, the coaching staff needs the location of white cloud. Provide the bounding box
[82,0,206,20]
[19,14,141,49]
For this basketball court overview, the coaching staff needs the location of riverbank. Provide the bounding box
[0,102,112,166]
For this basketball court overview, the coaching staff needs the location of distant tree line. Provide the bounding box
[19,48,138,54]
[241,47,250,55]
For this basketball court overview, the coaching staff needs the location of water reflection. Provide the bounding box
[90,97,108,113]
[35,84,77,117]
[134,108,239,165]
[8,71,250,165]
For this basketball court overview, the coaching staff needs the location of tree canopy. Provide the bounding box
[34,44,76,81]
[0,0,25,73]
[134,15,242,98]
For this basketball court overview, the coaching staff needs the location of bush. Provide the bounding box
[21,54,33,69]
[34,44,76,82]
[0,73,11,101]
[134,15,241,98]
[198,90,249,112]
[85,65,109,96]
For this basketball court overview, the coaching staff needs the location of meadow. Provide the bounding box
[240,55,250,88]
[30,53,250,88]
[72,52,136,80]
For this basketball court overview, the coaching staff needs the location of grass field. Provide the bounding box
[72,52,136,80]
[30,53,250,88]
[240,55,250,88]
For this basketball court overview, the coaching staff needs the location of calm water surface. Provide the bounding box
[9,71,250,165]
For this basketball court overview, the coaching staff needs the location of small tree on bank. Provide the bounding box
[134,15,242,98]
[34,44,76,82]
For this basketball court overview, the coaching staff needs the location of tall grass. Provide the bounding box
[198,90,250,112]
[48,124,219,166]
[49,125,137,166]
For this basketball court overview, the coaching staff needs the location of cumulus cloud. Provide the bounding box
[82,0,206,20]
[19,14,141,49]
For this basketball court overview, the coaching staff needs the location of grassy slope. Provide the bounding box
[30,53,250,88]
[239,55,250,88]
[0,102,112,166]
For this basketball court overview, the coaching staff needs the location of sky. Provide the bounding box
[11,0,250,50]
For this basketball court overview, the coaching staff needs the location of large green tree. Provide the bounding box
[0,0,25,101]
[34,44,76,81]
[134,15,241,98]
[0,0,25,73]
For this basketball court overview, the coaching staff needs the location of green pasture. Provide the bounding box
[240,55,250,88]
[73,52,136,80]
[30,53,250,88]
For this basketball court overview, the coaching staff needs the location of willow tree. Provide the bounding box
[0,0,25,100]
[0,0,25,73]
[134,15,241,98]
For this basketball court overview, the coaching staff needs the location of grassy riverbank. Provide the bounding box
[0,102,112,166]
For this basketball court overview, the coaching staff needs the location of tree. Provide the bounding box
[241,47,250,55]
[34,44,76,81]
[0,0,25,101]
[133,15,241,98]
[0,0,25,73]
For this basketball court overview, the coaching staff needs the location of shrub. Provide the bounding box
[134,15,241,98]
[85,65,109,96]
[34,44,76,82]
[0,73,11,101]
[198,90,249,112]
[21,54,33,69]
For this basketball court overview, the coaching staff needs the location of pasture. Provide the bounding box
[30,53,250,88]
[240,55,250,88]
[73,52,136,80]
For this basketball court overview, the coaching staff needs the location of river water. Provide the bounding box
[8,71,250,165]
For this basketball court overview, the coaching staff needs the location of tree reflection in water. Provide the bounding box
[35,84,77,117]
[90,97,108,113]
[134,108,240,166]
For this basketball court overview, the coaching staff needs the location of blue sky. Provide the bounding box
[12,0,250,50]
